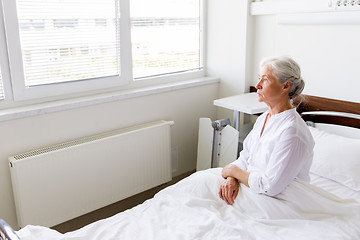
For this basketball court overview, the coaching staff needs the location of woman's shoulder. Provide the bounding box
[279,110,314,144]
[278,108,303,125]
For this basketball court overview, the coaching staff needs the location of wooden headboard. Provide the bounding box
[249,86,360,129]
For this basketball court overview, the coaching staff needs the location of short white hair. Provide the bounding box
[260,56,305,99]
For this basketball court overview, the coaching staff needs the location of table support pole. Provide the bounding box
[233,110,240,131]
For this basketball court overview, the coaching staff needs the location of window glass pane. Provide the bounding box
[16,0,121,87]
[130,0,201,79]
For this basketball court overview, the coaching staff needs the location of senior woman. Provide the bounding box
[219,56,314,205]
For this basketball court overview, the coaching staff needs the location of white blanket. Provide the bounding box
[18,168,360,240]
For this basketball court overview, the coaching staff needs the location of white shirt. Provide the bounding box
[231,108,314,196]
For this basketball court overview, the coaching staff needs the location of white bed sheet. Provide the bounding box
[18,168,360,240]
[310,172,360,203]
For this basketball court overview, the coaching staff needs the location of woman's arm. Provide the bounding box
[222,164,250,188]
[218,176,239,205]
[248,134,312,196]
[218,127,254,205]
[230,128,254,171]
[222,129,312,197]
[219,165,250,205]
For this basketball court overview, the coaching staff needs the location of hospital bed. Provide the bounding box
[1,93,360,240]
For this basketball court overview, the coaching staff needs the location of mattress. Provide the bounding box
[17,168,360,240]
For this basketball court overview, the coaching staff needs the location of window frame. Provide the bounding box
[0,0,13,103]
[0,0,205,107]
[2,0,133,101]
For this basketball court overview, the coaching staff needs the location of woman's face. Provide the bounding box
[256,65,285,105]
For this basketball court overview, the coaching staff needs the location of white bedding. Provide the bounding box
[18,168,360,240]
[310,173,360,203]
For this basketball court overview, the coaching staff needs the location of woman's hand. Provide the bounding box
[222,164,250,188]
[219,176,239,205]
[221,164,238,179]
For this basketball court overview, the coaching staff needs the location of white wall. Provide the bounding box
[207,1,359,123]
[0,83,218,229]
[207,0,254,121]
[251,15,360,103]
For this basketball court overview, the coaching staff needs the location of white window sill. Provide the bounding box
[0,77,219,122]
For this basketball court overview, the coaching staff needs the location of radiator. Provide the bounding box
[9,120,174,228]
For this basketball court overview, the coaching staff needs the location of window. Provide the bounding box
[13,0,124,87]
[3,0,131,100]
[1,0,203,103]
[130,0,202,79]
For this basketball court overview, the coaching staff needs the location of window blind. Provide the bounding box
[130,0,201,79]
[17,0,121,87]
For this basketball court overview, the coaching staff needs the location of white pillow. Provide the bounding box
[308,126,360,191]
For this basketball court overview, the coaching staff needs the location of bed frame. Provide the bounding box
[250,86,360,129]
[1,91,359,240]
[0,219,20,240]
[294,95,360,129]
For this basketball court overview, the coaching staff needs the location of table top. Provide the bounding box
[213,92,268,114]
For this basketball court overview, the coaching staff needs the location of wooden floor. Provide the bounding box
[52,170,195,233]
